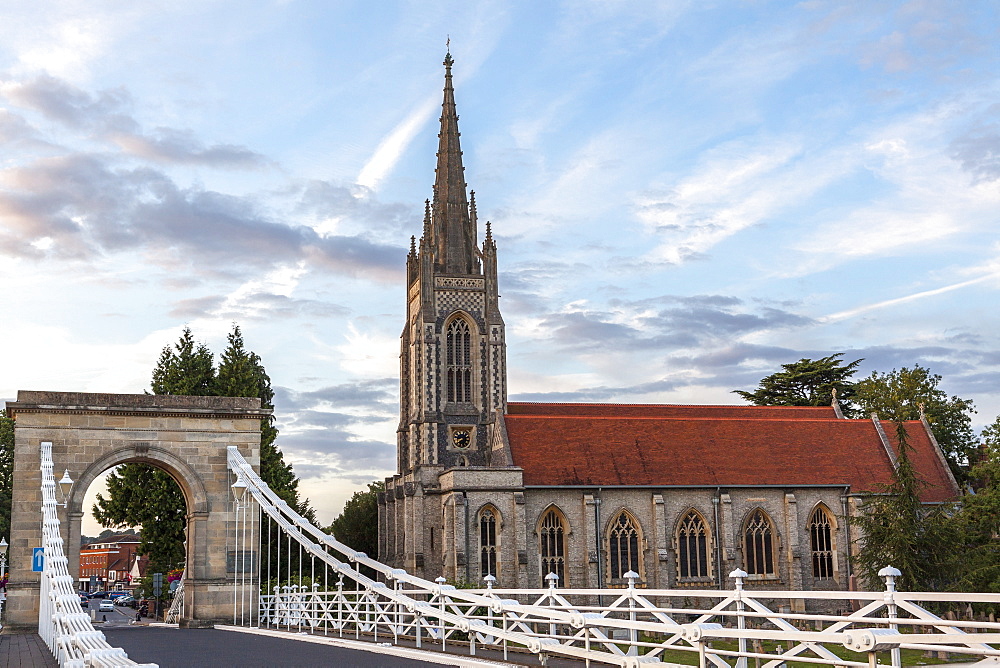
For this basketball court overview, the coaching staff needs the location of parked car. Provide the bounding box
[116,595,135,607]
[98,599,115,612]
[89,590,108,599]
[78,596,89,609]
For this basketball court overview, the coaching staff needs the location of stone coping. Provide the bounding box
[6,390,271,418]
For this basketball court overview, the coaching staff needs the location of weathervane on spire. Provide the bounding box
[445,35,453,66]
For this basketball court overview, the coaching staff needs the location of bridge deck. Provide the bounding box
[104,625,586,667]
[0,631,58,668]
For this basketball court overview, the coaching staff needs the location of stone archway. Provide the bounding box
[4,391,265,629]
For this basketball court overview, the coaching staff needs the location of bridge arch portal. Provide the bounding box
[5,391,265,629]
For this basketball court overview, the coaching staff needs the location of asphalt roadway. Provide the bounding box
[103,625,587,668]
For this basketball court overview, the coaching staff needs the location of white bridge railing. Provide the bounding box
[227,446,1000,667]
[39,442,156,668]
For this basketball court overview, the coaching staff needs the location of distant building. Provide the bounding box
[79,534,141,593]
[378,53,960,604]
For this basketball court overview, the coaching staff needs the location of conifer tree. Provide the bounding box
[94,324,313,573]
[852,421,955,591]
[734,354,862,415]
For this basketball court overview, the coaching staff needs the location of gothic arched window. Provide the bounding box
[479,506,499,579]
[538,508,567,586]
[607,510,643,582]
[809,505,835,579]
[743,509,775,576]
[446,318,473,403]
[677,510,710,579]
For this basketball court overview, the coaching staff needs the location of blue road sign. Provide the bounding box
[32,547,44,572]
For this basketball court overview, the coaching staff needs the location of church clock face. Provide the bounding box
[451,427,472,449]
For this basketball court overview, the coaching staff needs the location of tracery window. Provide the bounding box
[677,510,710,579]
[607,510,643,581]
[480,506,499,579]
[446,318,472,403]
[743,509,775,576]
[809,506,835,579]
[538,508,567,586]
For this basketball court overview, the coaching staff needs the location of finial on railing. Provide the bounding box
[483,574,497,589]
[435,576,447,592]
[729,568,748,592]
[878,565,901,595]
[623,571,639,589]
[545,572,560,590]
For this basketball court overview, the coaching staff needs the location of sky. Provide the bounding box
[1,0,998,534]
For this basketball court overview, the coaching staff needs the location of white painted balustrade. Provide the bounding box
[39,442,157,668]
[228,446,1000,668]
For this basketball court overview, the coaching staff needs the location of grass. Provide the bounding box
[640,636,978,666]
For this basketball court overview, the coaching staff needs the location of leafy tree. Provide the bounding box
[854,365,977,483]
[733,354,862,415]
[0,409,14,543]
[949,416,1000,593]
[325,481,383,580]
[852,421,956,591]
[326,481,383,558]
[93,465,186,574]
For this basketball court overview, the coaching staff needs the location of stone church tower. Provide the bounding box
[382,52,515,580]
[398,51,507,473]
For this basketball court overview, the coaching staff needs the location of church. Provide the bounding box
[377,53,959,595]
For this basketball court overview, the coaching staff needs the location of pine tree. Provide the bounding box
[94,324,313,572]
[215,325,312,520]
[852,421,955,591]
[94,327,216,571]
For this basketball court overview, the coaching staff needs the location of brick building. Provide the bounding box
[79,534,141,593]
[378,53,959,600]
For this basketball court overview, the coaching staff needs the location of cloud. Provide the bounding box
[169,292,350,321]
[532,294,813,353]
[110,128,266,168]
[2,74,266,168]
[949,104,1000,183]
[273,379,398,478]
[0,153,404,278]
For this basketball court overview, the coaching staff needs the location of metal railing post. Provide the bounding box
[731,568,749,668]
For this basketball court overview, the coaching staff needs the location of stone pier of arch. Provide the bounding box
[5,391,265,630]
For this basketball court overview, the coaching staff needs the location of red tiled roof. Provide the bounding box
[508,402,838,419]
[503,403,957,502]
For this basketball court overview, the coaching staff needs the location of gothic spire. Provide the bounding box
[431,50,478,275]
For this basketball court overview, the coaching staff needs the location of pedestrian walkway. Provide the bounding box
[0,631,58,668]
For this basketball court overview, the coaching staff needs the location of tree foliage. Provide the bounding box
[854,365,977,483]
[326,481,383,578]
[93,465,186,574]
[733,354,862,415]
[948,416,1000,593]
[851,421,956,591]
[94,324,312,573]
[0,409,14,543]
[326,481,383,559]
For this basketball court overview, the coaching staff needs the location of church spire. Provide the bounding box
[431,50,478,275]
